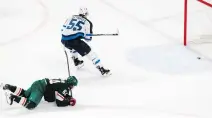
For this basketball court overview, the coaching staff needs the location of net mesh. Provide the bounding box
[187,0,212,44]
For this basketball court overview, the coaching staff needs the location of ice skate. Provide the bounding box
[97,66,111,76]
[72,57,84,69]
[5,91,15,105]
[2,84,11,90]
[0,83,3,89]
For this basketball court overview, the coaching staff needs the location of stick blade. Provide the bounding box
[116,28,119,35]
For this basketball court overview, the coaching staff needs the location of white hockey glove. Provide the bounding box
[84,37,92,42]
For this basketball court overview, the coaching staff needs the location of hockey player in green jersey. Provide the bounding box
[2,76,78,110]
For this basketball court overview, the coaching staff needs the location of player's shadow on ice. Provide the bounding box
[126,44,212,75]
[2,101,85,117]
[2,103,199,118]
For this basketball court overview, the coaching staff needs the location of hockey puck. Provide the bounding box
[197,57,201,60]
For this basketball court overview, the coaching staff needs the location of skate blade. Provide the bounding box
[103,71,112,77]
[0,83,3,89]
[76,63,84,69]
[4,91,13,105]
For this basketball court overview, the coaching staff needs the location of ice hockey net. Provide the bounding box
[184,0,212,46]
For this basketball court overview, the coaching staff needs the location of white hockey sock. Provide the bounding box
[70,49,78,59]
[86,51,102,67]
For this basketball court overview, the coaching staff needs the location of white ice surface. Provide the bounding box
[1,0,212,118]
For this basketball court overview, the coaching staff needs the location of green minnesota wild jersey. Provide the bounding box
[43,78,72,106]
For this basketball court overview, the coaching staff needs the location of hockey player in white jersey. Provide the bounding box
[61,7,111,76]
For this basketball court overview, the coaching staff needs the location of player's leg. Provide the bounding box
[24,80,45,105]
[5,80,45,110]
[71,39,111,76]
[5,92,37,110]
[70,48,84,68]
[86,50,111,76]
[62,39,84,69]
[3,84,26,96]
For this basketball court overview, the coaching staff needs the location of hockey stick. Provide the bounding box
[86,29,119,36]
[87,33,118,36]
[63,47,75,98]
[0,83,3,88]
[63,46,71,77]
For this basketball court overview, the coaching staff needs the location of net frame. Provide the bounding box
[184,0,212,46]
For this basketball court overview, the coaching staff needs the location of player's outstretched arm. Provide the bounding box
[55,91,76,107]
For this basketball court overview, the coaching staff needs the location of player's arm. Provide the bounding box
[84,18,93,41]
[55,89,76,107]
[61,17,72,34]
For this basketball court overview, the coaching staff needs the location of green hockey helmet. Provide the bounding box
[66,76,78,86]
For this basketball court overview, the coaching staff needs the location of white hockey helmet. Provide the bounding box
[79,7,89,17]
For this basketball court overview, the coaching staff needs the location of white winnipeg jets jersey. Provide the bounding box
[61,15,93,40]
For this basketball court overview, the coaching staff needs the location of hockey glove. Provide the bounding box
[84,37,92,42]
[69,97,76,106]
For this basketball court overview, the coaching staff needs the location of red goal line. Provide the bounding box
[198,0,212,8]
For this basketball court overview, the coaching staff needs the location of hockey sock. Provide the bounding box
[13,95,36,109]
[7,85,25,96]
[86,51,103,67]
[13,87,25,96]
[13,95,27,106]
[70,49,78,59]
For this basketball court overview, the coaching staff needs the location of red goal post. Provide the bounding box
[184,0,212,46]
